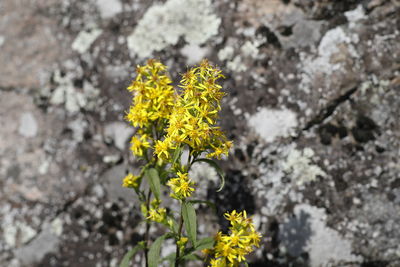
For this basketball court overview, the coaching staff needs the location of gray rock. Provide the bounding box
[14,229,60,266]
[100,164,138,203]
[104,122,134,150]
[18,112,38,138]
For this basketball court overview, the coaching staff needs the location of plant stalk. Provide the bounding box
[144,189,152,267]
[174,206,184,267]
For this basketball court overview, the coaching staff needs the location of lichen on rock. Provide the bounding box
[127,0,221,59]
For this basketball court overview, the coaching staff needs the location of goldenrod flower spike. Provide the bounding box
[207,210,262,266]
[119,59,260,267]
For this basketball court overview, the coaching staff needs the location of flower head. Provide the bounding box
[207,210,262,266]
[122,173,140,189]
[166,172,195,200]
[130,134,150,157]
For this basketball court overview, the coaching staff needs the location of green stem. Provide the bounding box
[144,189,152,267]
[174,205,184,267]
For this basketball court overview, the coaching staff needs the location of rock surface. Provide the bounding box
[0,0,399,266]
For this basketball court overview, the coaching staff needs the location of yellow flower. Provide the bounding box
[177,236,188,250]
[130,134,150,156]
[154,139,172,161]
[207,210,262,266]
[147,207,167,223]
[166,172,195,200]
[122,173,140,189]
[158,60,232,155]
[125,59,176,128]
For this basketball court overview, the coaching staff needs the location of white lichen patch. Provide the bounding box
[282,147,326,186]
[180,44,209,65]
[299,26,359,91]
[96,0,123,19]
[127,0,221,59]
[50,71,99,114]
[3,222,37,248]
[248,108,298,143]
[226,55,246,72]
[18,112,38,138]
[310,27,352,74]
[104,122,134,151]
[217,46,234,62]
[293,204,361,266]
[72,27,103,54]
[219,38,264,72]
[0,35,5,48]
[50,217,63,236]
[240,38,264,58]
[345,5,366,28]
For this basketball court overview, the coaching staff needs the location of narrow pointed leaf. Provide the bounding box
[192,158,225,192]
[171,146,182,166]
[148,234,168,267]
[162,252,176,265]
[182,202,197,246]
[194,237,214,251]
[146,168,161,200]
[182,253,202,261]
[119,243,144,267]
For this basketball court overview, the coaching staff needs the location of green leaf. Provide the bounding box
[119,243,144,267]
[148,234,168,267]
[172,145,183,166]
[194,237,214,251]
[244,262,249,267]
[182,253,202,261]
[162,252,176,264]
[167,215,179,234]
[146,168,161,200]
[182,202,197,246]
[192,158,225,192]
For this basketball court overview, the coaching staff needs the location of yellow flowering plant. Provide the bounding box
[119,59,261,267]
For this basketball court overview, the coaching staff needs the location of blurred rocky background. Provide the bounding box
[1,0,399,266]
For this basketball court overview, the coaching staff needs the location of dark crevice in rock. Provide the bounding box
[209,169,256,229]
[318,123,348,145]
[56,183,93,216]
[256,25,282,48]
[277,24,294,36]
[303,86,358,131]
[351,114,380,143]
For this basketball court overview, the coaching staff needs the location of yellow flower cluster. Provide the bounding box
[122,173,140,189]
[155,59,232,161]
[123,59,232,164]
[130,134,150,157]
[144,199,167,223]
[125,59,175,127]
[123,59,233,210]
[166,172,195,200]
[206,210,261,267]
[124,59,175,160]
[177,236,188,251]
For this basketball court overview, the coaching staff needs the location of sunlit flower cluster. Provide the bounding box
[119,59,261,266]
[166,172,195,200]
[125,59,175,127]
[206,210,261,267]
[143,199,167,223]
[157,59,233,161]
[122,173,140,189]
[124,59,232,165]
